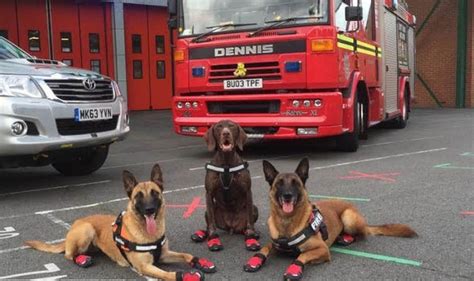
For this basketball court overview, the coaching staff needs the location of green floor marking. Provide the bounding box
[310,195,371,202]
[434,163,474,170]
[331,247,422,267]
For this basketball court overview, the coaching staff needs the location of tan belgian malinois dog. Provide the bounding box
[244,158,417,280]
[25,164,216,281]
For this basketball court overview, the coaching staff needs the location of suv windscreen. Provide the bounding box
[179,0,329,36]
[0,37,32,60]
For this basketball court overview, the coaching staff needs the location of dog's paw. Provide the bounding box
[176,269,204,281]
[283,260,304,281]
[335,233,355,246]
[74,255,93,268]
[191,230,208,243]
[245,237,261,251]
[207,235,223,251]
[243,253,266,273]
[191,257,217,273]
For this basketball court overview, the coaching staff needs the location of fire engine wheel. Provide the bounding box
[392,91,409,129]
[52,145,109,176]
[335,96,361,152]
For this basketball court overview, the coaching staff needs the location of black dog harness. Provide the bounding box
[112,212,166,266]
[272,205,328,255]
[205,162,249,190]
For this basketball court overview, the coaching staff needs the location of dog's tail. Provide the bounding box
[366,224,417,238]
[25,240,65,253]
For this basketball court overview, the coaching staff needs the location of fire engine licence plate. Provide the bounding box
[223,79,263,90]
[74,107,113,122]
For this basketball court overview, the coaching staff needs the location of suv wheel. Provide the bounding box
[52,145,109,176]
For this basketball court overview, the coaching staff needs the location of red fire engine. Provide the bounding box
[168,0,416,151]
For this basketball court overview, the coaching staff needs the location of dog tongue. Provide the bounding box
[145,215,156,235]
[282,202,294,213]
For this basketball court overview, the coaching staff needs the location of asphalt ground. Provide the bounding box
[0,108,473,280]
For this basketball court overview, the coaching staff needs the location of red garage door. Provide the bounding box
[16,0,50,59]
[0,1,19,43]
[124,4,172,110]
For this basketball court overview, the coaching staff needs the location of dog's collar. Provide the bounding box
[272,205,328,254]
[205,162,249,190]
[112,212,166,266]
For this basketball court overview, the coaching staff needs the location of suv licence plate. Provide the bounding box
[74,107,113,122]
[223,79,263,90]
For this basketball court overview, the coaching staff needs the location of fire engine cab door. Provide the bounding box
[383,11,398,114]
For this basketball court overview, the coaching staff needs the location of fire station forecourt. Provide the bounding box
[0,108,473,280]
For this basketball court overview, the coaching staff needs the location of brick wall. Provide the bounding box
[407,0,459,108]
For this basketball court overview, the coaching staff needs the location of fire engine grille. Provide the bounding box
[56,115,118,136]
[207,100,280,114]
[208,62,281,83]
[45,79,114,102]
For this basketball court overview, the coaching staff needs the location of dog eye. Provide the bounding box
[135,191,144,199]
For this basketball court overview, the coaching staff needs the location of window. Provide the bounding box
[91,60,101,73]
[0,30,8,39]
[89,33,100,53]
[60,32,72,53]
[157,61,165,79]
[397,22,409,67]
[156,35,165,54]
[361,0,375,40]
[28,30,40,52]
[132,34,141,53]
[335,0,352,32]
[133,60,143,79]
[62,59,73,66]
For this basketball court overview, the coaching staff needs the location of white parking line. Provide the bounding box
[361,136,443,147]
[42,213,71,230]
[0,239,65,255]
[0,180,111,198]
[31,275,68,281]
[0,263,60,279]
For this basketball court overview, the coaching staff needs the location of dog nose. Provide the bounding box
[283,193,293,201]
[145,207,157,215]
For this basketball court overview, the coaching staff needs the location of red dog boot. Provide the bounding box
[191,229,208,243]
[243,253,267,272]
[74,255,93,268]
[244,236,261,251]
[335,233,355,246]
[207,234,223,251]
[283,260,304,281]
[190,257,217,273]
[176,270,204,281]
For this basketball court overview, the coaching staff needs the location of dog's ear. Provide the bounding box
[150,163,163,191]
[263,160,279,186]
[236,125,247,151]
[204,125,217,151]
[295,158,309,185]
[123,170,138,198]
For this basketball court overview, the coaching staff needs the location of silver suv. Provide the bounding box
[0,37,129,176]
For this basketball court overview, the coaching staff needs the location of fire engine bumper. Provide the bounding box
[173,92,348,139]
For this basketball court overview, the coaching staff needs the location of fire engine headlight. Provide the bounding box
[177,102,183,109]
[314,99,323,107]
[185,102,191,109]
[303,100,311,107]
[192,101,199,108]
[192,67,205,77]
[292,100,300,107]
[285,61,302,72]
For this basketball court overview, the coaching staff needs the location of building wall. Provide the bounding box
[469,0,473,107]
[407,0,473,108]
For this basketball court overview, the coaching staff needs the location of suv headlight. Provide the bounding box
[0,75,43,98]
[112,81,122,97]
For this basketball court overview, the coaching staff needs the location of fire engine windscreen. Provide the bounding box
[179,0,329,36]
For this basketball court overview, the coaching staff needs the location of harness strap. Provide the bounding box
[205,162,249,190]
[112,212,166,267]
[272,205,328,254]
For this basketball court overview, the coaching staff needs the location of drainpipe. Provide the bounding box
[455,0,468,108]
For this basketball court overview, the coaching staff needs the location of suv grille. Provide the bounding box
[209,62,281,83]
[45,79,114,102]
[207,101,280,114]
[56,116,118,136]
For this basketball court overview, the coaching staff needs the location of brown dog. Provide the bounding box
[25,164,216,281]
[191,120,260,252]
[244,158,417,280]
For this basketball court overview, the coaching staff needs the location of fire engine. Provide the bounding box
[168,0,416,151]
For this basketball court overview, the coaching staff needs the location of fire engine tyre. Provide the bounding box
[52,145,109,176]
[335,96,361,152]
[392,91,409,129]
